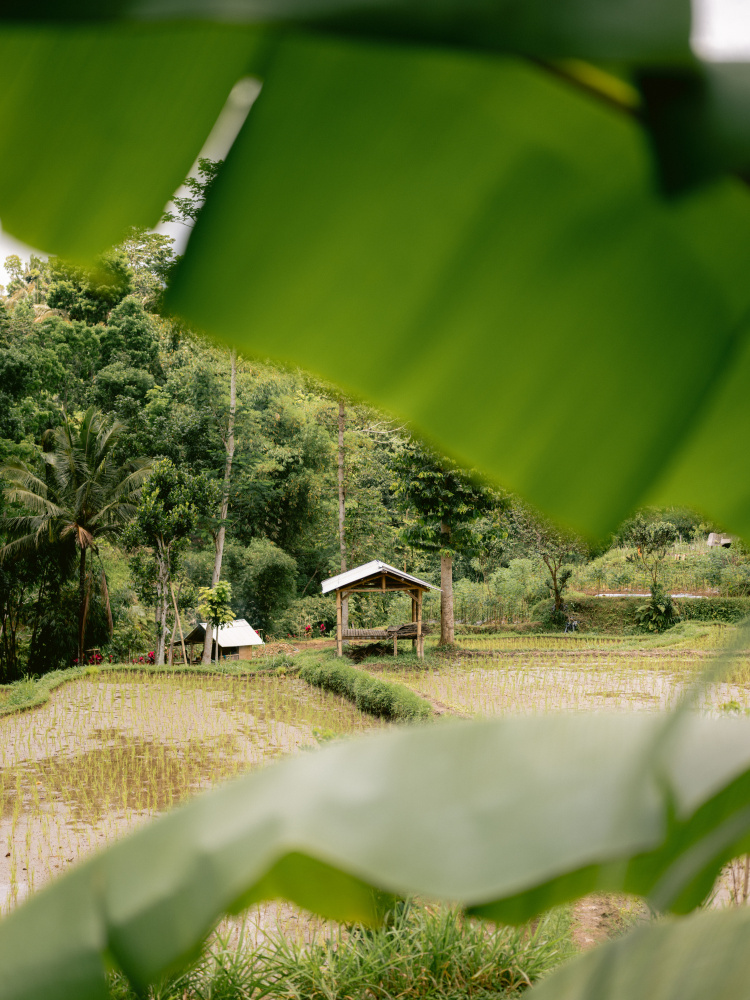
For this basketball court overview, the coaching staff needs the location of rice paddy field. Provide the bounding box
[1,621,748,928]
[0,671,387,915]
[376,624,750,717]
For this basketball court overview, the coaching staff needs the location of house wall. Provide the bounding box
[239,645,259,660]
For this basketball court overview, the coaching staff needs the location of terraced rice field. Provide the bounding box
[0,671,386,914]
[2,625,748,923]
[375,625,750,716]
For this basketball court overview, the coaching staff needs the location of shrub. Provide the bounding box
[300,659,432,722]
[720,563,750,597]
[635,587,679,632]
[108,903,568,1000]
[674,596,750,624]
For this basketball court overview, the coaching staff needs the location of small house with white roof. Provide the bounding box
[321,560,440,659]
[179,618,264,663]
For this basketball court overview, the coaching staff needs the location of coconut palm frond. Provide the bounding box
[94,417,124,464]
[91,500,141,528]
[79,407,104,465]
[60,523,94,549]
[3,514,48,536]
[0,532,43,562]
[1,464,49,496]
[4,489,67,519]
[111,465,152,498]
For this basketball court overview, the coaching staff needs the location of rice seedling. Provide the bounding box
[375,625,750,718]
[0,671,387,915]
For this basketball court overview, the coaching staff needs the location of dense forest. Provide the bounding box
[0,213,744,679]
[0,218,519,676]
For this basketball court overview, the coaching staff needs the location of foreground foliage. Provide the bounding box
[109,903,568,1000]
[1,5,750,540]
[2,4,750,1000]
[3,708,750,998]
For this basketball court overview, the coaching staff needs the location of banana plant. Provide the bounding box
[2,3,750,999]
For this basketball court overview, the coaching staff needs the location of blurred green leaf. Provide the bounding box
[0,0,692,63]
[0,24,263,259]
[528,906,750,1000]
[168,34,750,538]
[648,326,750,536]
[640,63,750,193]
[5,713,750,997]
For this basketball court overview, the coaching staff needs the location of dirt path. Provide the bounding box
[571,894,648,950]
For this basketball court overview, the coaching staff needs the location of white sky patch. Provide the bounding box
[0,228,46,290]
[157,76,260,254]
[692,0,750,59]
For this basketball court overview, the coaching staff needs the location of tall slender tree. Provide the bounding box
[393,443,502,645]
[202,348,238,664]
[0,408,150,664]
[126,459,221,664]
[337,399,348,630]
[505,504,585,615]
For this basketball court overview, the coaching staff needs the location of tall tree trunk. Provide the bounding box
[100,566,114,637]
[170,581,188,665]
[440,522,454,645]
[78,546,87,665]
[156,543,170,665]
[28,567,48,668]
[203,350,237,664]
[338,400,348,630]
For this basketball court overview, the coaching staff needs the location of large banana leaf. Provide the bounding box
[0,0,694,61]
[529,906,750,1000]
[3,713,750,998]
[3,8,750,1000]
[166,32,750,539]
[0,24,264,259]
[2,4,750,536]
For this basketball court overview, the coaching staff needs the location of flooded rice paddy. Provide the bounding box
[2,626,749,921]
[0,672,386,914]
[381,626,750,716]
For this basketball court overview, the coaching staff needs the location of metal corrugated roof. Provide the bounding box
[321,560,440,594]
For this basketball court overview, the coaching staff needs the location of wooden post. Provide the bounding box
[411,591,417,653]
[336,589,343,657]
[417,589,423,660]
[169,581,188,667]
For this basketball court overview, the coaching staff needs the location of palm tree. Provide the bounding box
[1,408,150,665]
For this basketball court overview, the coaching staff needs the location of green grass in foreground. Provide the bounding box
[109,902,572,1000]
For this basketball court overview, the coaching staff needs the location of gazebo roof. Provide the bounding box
[321,560,440,594]
[182,618,264,646]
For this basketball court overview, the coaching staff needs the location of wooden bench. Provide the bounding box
[341,623,432,653]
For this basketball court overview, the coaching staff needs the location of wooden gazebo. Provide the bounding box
[321,560,440,659]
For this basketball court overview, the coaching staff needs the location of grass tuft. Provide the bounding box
[108,902,570,999]
[299,658,433,722]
